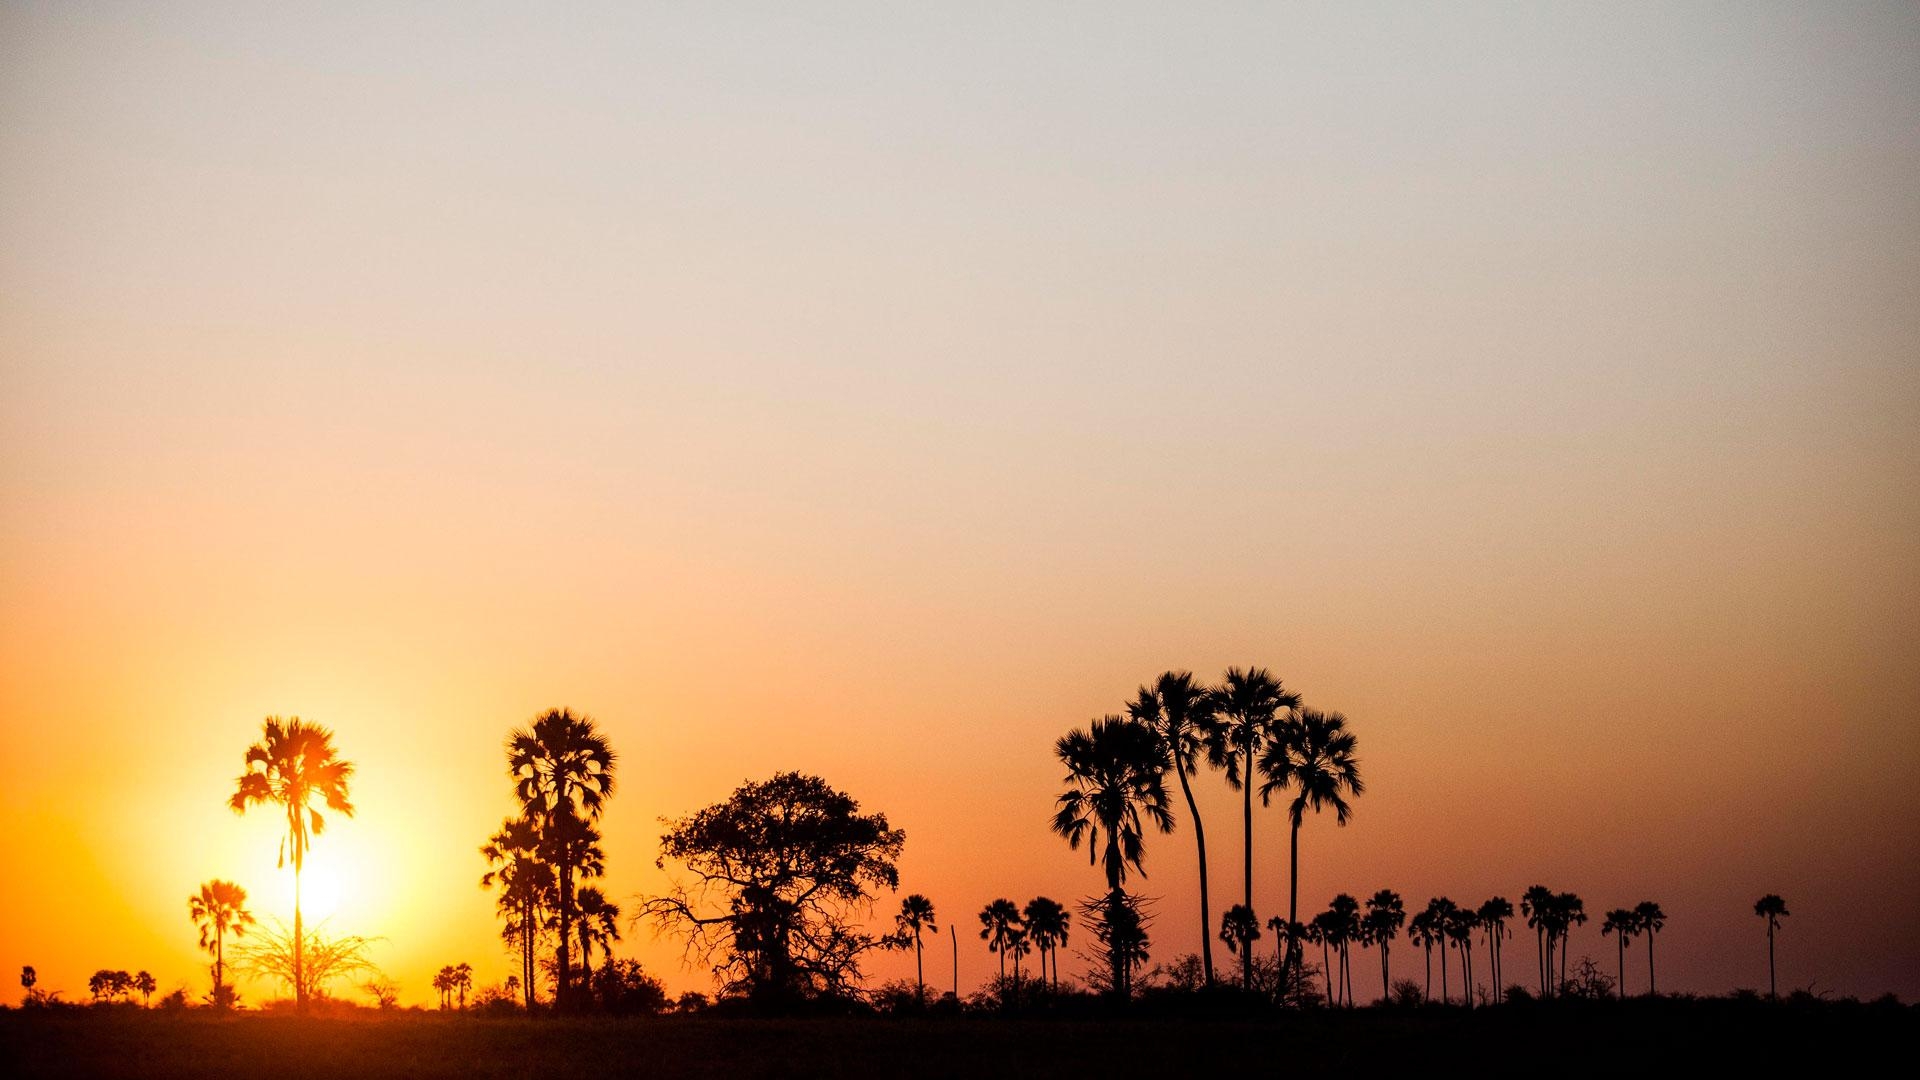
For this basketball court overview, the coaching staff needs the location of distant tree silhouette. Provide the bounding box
[1081,892,1152,998]
[1215,667,1301,990]
[1259,708,1362,987]
[1754,894,1789,1000]
[891,895,939,1005]
[133,971,155,1007]
[189,879,255,1005]
[480,815,550,1011]
[1444,903,1478,1008]
[454,962,473,1010]
[229,716,355,1014]
[979,899,1024,986]
[507,708,615,1013]
[433,966,454,1009]
[1051,714,1171,997]
[20,965,35,1005]
[574,886,621,999]
[1219,904,1262,988]
[1408,908,1439,1002]
[1422,898,1458,1004]
[1521,885,1554,998]
[1363,889,1405,1004]
[1307,912,1338,1004]
[1022,897,1069,992]
[1601,909,1638,1000]
[1130,671,1227,987]
[643,772,904,1007]
[1477,897,1513,999]
[90,970,130,1003]
[1633,901,1665,997]
[1551,892,1587,992]
[234,920,376,1004]
[1330,893,1361,1006]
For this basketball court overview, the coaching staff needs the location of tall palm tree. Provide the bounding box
[1264,915,1290,995]
[454,962,473,1010]
[1551,892,1586,992]
[1216,666,1300,988]
[229,716,354,1013]
[433,966,453,1009]
[1363,889,1405,1004]
[1445,903,1477,1007]
[1259,708,1363,986]
[1052,715,1171,998]
[1022,897,1068,992]
[1307,913,1337,1005]
[1219,904,1261,989]
[507,707,615,1012]
[188,879,255,1003]
[1329,893,1361,1006]
[1633,901,1665,997]
[895,895,939,1004]
[1423,898,1457,1004]
[1521,885,1554,998]
[1601,909,1637,999]
[1754,894,1789,1000]
[1477,897,1513,1000]
[480,815,549,1011]
[575,886,621,1002]
[1408,909,1438,1003]
[978,899,1024,984]
[1129,671,1227,987]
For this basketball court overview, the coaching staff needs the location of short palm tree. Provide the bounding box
[1408,909,1438,1002]
[1215,667,1300,988]
[507,707,615,1011]
[1476,897,1513,998]
[188,879,255,1003]
[1601,909,1637,999]
[1754,894,1789,1000]
[1219,904,1261,989]
[1551,892,1587,992]
[1423,898,1458,1004]
[480,815,547,1011]
[1129,671,1227,987]
[454,962,473,1010]
[575,886,621,1000]
[1633,901,1665,996]
[1521,885,1554,997]
[1259,708,1362,985]
[1363,889,1405,1003]
[894,895,940,1004]
[229,717,353,1013]
[433,966,453,1009]
[133,971,156,1007]
[1022,897,1068,992]
[979,899,1024,984]
[1444,903,1477,1007]
[1308,911,1341,1005]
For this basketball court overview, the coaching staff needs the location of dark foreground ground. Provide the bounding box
[4,1000,1913,1079]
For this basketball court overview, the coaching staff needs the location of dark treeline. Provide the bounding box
[2,696,1855,1017]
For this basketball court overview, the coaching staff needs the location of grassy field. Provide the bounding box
[4,1000,1913,1078]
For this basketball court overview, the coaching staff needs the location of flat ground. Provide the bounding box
[3,1001,1912,1078]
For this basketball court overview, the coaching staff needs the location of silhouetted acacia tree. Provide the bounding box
[229,716,355,1013]
[507,707,615,1013]
[643,772,904,1007]
[1363,889,1405,1004]
[1754,894,1788,1000]
[1633,901,1664,997]
[189,879,254,1004]
[1130,671,1227,987]
[1078,892,1151,998]
[232,920,377,1004]
[1260,708,1362,989]
[1217,667,1300,990]
[1022,897,1068,991]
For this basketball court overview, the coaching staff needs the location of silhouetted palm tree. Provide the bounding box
[507,707,615,1012]
[1216,667,1300,989]
[575,886,620,1001]
[229,717,354,1013]
[1633,901,1665,997]
[1601,909,1637,999]
[1259,708,1362,986]
[1444,903,1477,1007]
[1477,897,1513,999]
[1052,716,1172,894]
[1363,889,1405,1004]
[189,879,255,1003]
[1521,885,1554,998]
[1552,892,1586,992]
[480,815,548,1011]
[1408,908,1438,1002]
[1130,671,1227,987]
[133,971,155,1007]
[1754,894,1788,1000]
[433,966,453,1009]
[1423,898,1458,1004]
[454,962,473,1010]
[1307,913,1337,1005]
[1329,893,1361,1006]
[1023,897,1068,992]
[979,899,1024,984]
[895,895,939,1004]
[1219,904,1261,989]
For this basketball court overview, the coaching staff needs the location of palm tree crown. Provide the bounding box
[188,879,255,998]
[1051,715,1173,893]
[229,717,355,872]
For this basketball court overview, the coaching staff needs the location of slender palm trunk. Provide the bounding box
[1646,932,1656,997]
[293,865,305,1012]
[951,924,959,1000]
[1380,940,1390,1004]
[1537,926,1546,998]
[1284,817,1302,985]
[1439,937,1449,1005]
[1172,760,1214,987]
[1559,931,1569,992]
[1423,940,1431,1000]
[1242,742,1255,991]
[1767,923,1776,1000]
[1320,939,1332,1003]
[1464,938,1475,1009]
[1617,936,1625,1000]
[557,864,574,1012]
[578,923,593,1006]
[914,933,924,1005]
[214,926,225,999]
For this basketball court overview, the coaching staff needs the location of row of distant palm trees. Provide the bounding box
[1052,668,1361,993]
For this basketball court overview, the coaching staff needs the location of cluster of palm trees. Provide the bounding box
[1051,668,1362,995]
[479,708,618,1014]
[976,897,1071,995]
[431,963,474,1010]
[85,970,156,1006]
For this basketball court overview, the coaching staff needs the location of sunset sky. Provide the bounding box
[2,2,1916,1007]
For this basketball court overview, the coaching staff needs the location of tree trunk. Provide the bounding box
[1242,742,1254,991]
[1423,941,1431,1001]
[1381,940,1389,1004]
[914,934,924,1005]
[557,862,573,1013]
[1617,937,1625,1000]
[1439,938,1448,1005]
[1646,932,1656,997]
[1768,924,1776,1000]
[1173,760,1214,987]
[1284,818,1302,987]
[293,867,305,1012]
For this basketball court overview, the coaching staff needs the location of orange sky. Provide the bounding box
[2,3,1916,1006]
